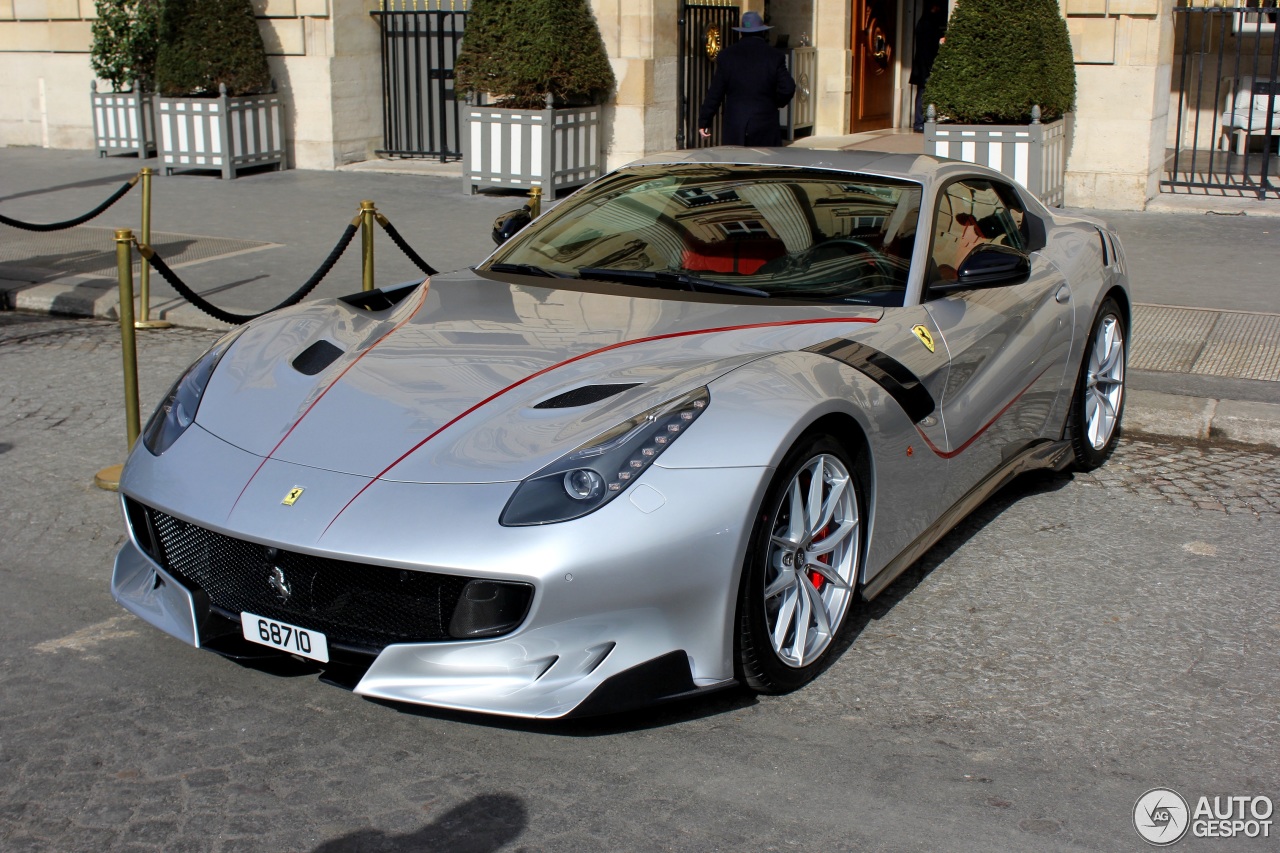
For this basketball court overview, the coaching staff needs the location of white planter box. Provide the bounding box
[925,109,1072,208]
[157,87,286,180]
[91,84,155,158]
[463,101,602,195]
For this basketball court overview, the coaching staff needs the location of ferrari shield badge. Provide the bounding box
[911,325,936,353]
[281,487,305,507]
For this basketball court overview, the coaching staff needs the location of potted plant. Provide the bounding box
[153,0,285,179]
[89,0,160,158]
[454,0,615,195]
[923,0,1076,206]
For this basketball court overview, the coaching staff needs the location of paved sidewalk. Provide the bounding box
[1,145,1277,447]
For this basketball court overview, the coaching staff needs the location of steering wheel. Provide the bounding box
[819,236,880,257]
[815,237,900,281]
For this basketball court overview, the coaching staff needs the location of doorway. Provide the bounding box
[850,0,898,131]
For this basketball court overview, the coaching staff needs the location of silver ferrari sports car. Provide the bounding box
[112,149,1130,719]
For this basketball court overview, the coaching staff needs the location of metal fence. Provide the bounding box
[370,2,468,161]
[678,1,741,149]
[1165,2,1279,198]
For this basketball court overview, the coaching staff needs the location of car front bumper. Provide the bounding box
[113,439,769,718]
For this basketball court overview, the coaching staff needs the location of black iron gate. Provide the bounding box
[370,3,467,161]
[1166,2,1279,198]
[678,1,741,149]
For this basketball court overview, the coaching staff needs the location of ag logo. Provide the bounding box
[281,486,304,506]
[911,324,936,353]
[1134,788,1190,846]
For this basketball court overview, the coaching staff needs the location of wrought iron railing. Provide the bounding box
[370,1,469,161]
[1166,1,1279,198]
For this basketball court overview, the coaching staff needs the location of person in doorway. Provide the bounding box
[697,11,796,146]
[910,2,948,132]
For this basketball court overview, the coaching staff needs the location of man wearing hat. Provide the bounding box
[697,11,796,147]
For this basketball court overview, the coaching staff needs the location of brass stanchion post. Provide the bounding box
[528,186,542,219]
[360,199,376,292]
[134,168,171,329]
[95,229,143,492]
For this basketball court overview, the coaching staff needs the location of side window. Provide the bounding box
[929,179,1028,284]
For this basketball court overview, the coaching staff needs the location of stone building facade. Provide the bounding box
[0,1,1250,210]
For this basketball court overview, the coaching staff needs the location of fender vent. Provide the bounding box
[533,383,641,409]
[292,340,343,376]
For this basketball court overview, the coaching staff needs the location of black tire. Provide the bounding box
[736,434,864,694]
[1068,297,1127,471]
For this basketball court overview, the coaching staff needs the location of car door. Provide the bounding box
[921,178,1075,505]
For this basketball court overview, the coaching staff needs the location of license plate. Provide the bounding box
[241,612,329,663]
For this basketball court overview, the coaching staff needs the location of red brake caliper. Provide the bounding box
[809,524,830,590]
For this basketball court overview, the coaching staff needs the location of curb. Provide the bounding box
[1125,390,1280,449]
[4,276,1278,452]
[2,273,237,332]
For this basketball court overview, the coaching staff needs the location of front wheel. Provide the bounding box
[736,435,863,694]
[1068,298,1127,470]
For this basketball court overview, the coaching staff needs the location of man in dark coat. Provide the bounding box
[697,12,796,146]
[910,2,948,132]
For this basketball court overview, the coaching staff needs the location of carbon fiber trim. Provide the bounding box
[803,338,937,423]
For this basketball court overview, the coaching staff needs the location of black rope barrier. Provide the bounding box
[0,176,139,232]
[138,222,359,325]
[377,214,439,276]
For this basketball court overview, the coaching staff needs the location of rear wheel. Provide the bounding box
[736,435,863,693]
[1069,298,1127,470]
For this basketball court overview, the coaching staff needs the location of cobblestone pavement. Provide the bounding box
[1,312,1277,852]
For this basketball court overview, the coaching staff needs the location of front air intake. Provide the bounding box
[291,340,343,376]
[533,383,640,409]
[122,499,530,653]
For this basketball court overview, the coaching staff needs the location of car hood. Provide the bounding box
[194,271,882,484]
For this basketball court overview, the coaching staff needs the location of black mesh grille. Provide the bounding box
[141,504,469,652]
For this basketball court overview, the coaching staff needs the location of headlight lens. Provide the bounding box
[500,386,710,526]
[142,328,243,456]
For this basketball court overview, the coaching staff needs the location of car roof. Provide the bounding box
[621,147,1051,222]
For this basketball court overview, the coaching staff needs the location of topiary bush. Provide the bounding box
[154,0,271,97]
[455,0,615,110]
[924,0,1075,124]
[90,0,160,93]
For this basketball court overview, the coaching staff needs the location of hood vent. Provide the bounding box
[292,340,344,376]
[534,383,641,409]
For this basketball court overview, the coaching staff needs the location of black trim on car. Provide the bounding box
[338,280,421,312]
[569,650,700,717]
[803,338,937,423]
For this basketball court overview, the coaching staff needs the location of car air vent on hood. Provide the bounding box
[533,383,641,409]
[292,340,344,376]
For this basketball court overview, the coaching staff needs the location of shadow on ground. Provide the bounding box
[312,792,528,853]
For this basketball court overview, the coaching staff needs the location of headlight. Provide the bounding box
[500,387,710,526]
[141,328,244,456]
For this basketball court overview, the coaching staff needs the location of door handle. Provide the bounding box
[1054,284,1071,304]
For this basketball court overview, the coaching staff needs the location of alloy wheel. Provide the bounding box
[763,453,860,668]
[1085,313,1125,450]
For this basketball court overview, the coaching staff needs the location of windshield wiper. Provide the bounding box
[488,262,571,278]
[578,268,770,298]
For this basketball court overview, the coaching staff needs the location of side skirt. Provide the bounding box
[860,439,1074,602]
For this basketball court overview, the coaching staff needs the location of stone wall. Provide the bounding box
[1063,0,1176,209]
[0,0,381,170]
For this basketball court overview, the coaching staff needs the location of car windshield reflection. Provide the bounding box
[483,164,923,307]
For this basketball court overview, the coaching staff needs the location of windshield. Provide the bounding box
[483,164,923,306]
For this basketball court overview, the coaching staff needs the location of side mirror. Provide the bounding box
[492,207,532,245]
[953,244,1031,289]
